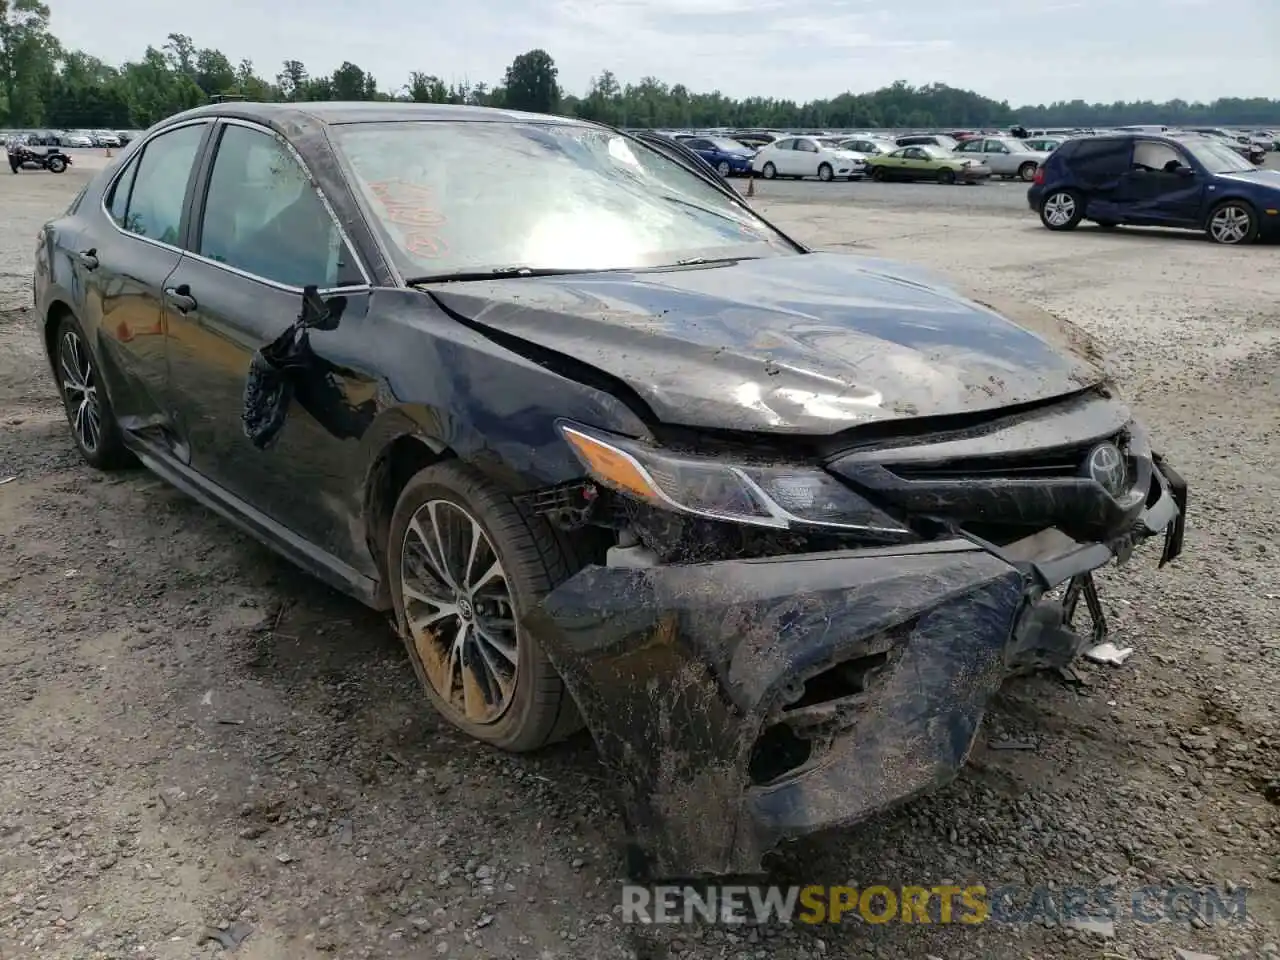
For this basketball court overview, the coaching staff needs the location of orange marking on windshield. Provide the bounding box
[367,180,449,258]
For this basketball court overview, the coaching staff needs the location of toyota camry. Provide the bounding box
[33,101,1187,877]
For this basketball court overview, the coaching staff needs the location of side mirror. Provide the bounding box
[1176,165,1195,177]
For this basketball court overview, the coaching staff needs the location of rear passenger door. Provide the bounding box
[163,119,378,570]
[84,120,212,432]
[769,138,797,175]
[1060,138,1132,221]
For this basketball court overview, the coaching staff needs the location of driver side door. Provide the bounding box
[163,119,379,571]
[900,147,930,180]
[1112,140,1205,226]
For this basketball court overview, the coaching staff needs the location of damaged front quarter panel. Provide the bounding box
[522,541,1025,877]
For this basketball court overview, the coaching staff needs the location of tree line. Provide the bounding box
[2,0,1278,132]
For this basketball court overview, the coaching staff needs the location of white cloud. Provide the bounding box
[46,0,1280,106]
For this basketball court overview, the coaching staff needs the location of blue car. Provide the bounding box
[675,135,756,177]
[1028,133,1280,245]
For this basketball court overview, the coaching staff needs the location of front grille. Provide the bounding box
[886,436,1121,482]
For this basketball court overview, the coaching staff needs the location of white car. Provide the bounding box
[838,136,896,158]
[953,136,1050,181]
[751,135,867,181]
[60,133,93,148]
[90,130,121,148]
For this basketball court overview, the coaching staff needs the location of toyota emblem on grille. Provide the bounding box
[1083,442,1127,495]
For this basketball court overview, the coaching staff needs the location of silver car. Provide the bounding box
[953,135,1049,181]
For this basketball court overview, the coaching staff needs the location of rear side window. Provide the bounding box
[1064,139,1131,183]
[107,160,138,225]
[773,139,795,151]
[119,124,207,244]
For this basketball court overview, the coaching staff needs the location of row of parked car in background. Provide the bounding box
[6,128,139,148]
[644,124,1276,186]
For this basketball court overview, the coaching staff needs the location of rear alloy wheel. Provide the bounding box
[937,167,957,185]
[388,462,580,752]
[1206,201,1258,245]
[1018,161,1038,182]
[46,156,66,174]
[716,160,731,177]
[761,162,776,179]
[818,162,834,182]
[54,315,131,469]
[1040,189,1084,230]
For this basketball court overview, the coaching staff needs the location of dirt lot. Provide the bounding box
[1,159,1278,960]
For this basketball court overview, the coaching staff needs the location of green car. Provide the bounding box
[866,145,992,184]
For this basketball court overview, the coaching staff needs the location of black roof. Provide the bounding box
[167,100,587,128]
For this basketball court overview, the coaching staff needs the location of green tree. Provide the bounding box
[407,70,448,103]
[330,60,375,100]
[276,59,308,101]
[194,48,235,97]
[503,48,558,114]
[0,0,57,125]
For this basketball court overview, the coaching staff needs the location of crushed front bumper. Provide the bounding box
[523,457,1187,877]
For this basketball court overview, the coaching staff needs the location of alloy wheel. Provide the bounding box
[717,160,731,177]
[1208,204,1252,244]
[1043,192,1076,226]
[400,499,518,724]
[59,330,101,454]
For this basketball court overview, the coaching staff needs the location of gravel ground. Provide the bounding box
[1,158,1278,960]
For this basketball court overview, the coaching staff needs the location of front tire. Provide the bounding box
[46,156,66,174]
[761,162,776,180]
[818,163,833,182]
[937,168,956,185]
[1040,189,1084,230]
[716,160,731,177]
[387,461,581,752]
[53,314,132,469]
[1206,201,1258,245]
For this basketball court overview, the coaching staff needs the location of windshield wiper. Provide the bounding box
[405,266,608,285]
[673,255,761,266]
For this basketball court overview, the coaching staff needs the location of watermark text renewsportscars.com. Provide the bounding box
[621,884,1249,926]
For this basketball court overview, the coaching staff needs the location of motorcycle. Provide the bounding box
[7,144,73,174]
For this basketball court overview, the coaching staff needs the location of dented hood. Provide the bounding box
[429,252,1105,433]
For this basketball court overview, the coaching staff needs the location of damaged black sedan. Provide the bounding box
[33,102,1187,878]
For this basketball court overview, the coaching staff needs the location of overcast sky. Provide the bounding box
[49,0,1279,107]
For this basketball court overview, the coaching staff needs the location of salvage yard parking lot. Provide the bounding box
[1,149,1278,960]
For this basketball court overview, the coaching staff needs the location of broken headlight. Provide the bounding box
[557,421,911,536]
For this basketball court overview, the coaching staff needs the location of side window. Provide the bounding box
[1133,141,1185,172]
[1067,139,1131,182]
[197,124,359,289]
[957,140,981,152]
[904,148,924,161]
[986,140,1010,153]
[773,139,795,151]
[797,139,819,153]
[106,159,138,225]
[121,124,206,244]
